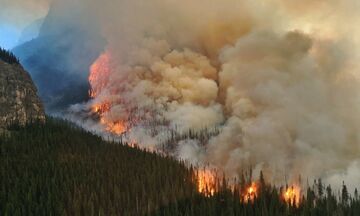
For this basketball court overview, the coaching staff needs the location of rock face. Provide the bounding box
[0,60,45,129]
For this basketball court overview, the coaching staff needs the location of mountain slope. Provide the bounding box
[1,118,360,215]
[0,55,44,130]
[1,118,195,215]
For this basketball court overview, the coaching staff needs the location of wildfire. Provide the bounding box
[92,103,110,114]
[89,51,111,98]
[197,169,217,197]
[244,182,258,203]
[195,169,303,206]
[105,121,127,135]
[196,169,260,202]
[91,103,128,135]
[283,185,301,206]
[88,51,303,206]
[88,51,129,135]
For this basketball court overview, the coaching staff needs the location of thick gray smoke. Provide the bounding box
[56,0,360,191]
[11,0,106,111]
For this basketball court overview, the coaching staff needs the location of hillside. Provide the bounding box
[1,118,195,215]
[0,49,45,130]
[1,118,360,216]
[0,48,19,65]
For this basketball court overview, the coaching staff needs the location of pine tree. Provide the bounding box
[2,118,360,215]
[342,181,349,205]
[317,178,324,198]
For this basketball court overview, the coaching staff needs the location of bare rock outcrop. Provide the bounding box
[0,60,45,129]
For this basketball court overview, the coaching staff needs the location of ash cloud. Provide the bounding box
[85,1,360,189]
[23,0,360,191]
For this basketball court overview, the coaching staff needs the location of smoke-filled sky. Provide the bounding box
[3,0,360,191]
[0,0,49,48]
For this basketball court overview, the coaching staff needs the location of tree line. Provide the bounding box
[1,118,360,215]
[0,47,20,65]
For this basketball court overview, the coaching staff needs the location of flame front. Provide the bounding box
[244,182,258,203]
[89,52,111,98]
[197,169,217,197]
[105,121,127,135]
[283,185,301,206]
[89,51,128,135]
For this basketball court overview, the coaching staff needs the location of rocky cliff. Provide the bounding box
[0,60,45,129]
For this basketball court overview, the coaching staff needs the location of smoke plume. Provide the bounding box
[56,0,360,191]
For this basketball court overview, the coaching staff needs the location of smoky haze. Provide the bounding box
[9,0,360,191]
[11,0,106,111]
[0,0,49,27]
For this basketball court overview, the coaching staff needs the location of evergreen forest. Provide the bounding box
[1,118,360,215]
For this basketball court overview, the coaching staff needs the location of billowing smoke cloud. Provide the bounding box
[56,0,360,191]
[0,0,49,27]
[209,31,360,186]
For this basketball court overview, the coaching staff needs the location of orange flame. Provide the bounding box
[197,169,217,197]
[283,185,301,206]
[106,121,127,135]
[91,102,128,135]
[244,182,258,203]
[89,51,129,135]
[92,103,110,114]
[89,52,111,98]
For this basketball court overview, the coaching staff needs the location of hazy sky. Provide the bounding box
[0,0,49,48]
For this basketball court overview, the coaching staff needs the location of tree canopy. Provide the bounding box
[0,47,19,64]
[1,118,360,215]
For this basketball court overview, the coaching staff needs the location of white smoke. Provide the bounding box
[60,0,360,188]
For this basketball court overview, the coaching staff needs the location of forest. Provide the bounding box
[1,118,360,215]
[0,48,19,65]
